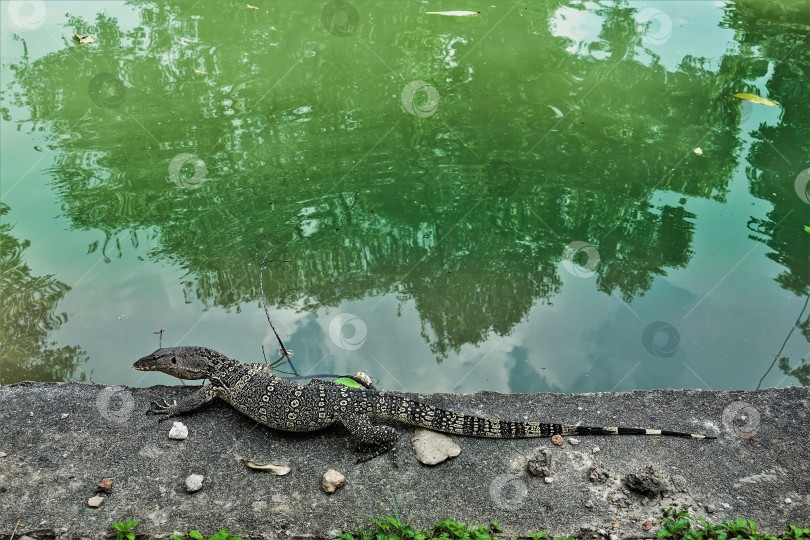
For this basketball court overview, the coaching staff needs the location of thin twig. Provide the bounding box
[9,519,20,540]
[257,249,296,375]
[757,294,810,390]
[153,328,164,348]
[347,191,360,211]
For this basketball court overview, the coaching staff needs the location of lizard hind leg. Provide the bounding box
[337,411,398,464]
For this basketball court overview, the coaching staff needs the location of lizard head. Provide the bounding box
[133,346,222,379]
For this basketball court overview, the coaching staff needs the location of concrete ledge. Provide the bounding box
[0,383,808,539]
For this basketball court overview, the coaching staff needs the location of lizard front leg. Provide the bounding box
[337,410,398,464]
[146,384,218,422]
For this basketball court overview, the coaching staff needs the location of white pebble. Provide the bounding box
[185,474,204,492]
[169,421,188,440]
[568,438,581,445]
[544,477,554,484]
[592,446,601,454]
[785,497,792,504]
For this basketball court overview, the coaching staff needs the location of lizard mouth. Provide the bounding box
[133,357,162,372]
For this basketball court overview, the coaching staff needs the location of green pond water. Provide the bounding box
[1,0,808,395]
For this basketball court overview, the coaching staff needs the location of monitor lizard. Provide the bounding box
[134,346,715,462]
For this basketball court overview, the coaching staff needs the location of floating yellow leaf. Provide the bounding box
[426,10,480,16]
[733,92,779,106]
[693,147,703,156]
[247,3,259,8]
[73,34,96,44]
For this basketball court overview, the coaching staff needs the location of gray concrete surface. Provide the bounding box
[0,383,808,540]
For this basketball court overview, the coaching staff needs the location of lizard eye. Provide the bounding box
[171,356,177,364]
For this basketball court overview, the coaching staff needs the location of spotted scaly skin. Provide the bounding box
[133,346,715,462]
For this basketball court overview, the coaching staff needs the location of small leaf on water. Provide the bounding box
[333,377,363,388]
[73,34,96,44]
[733,92,779,106]
[247,4,259,8]
[804,225,810,234]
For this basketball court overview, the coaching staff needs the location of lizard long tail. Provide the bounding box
[367,394,715,440]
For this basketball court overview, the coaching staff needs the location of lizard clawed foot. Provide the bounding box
[146,398,177,421]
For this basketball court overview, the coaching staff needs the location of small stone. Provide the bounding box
[705,504,716,513]
[543,477,553,484]
[527,448,553,477]
[60,413,69,419]
[0,452,6,458]
[185,474,204,492]
[169,421,188,440]
[87,496,104,507]
[785,497,792,504]
[722,502,732,510]
[568,437,581,445]
[591,446,600,454]
[322,469,347,494]
[352,372,373,388]
[588,464,610,484]
[623,465,669,497]
[60,528,68,533]
[551,434,563,445]
[412,429,461,465]
[28,412,33,417]
[95,477,113,493]
[584,500,594,509]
